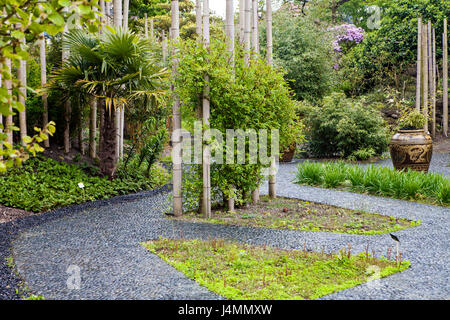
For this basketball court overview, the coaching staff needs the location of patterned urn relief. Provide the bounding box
[389,130,433,173]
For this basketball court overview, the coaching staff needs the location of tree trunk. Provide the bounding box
[226,0,235,68]
[162,30,168,64]
[18,36,27,145]
[171,0,183,216]
[99,98,118,178]
[123,0,129,30]
[113,0,122,161]
[416,18,422,112]
[422,23,428,132]
[196,0,202,39]
[251,0,258,54]
[105,0,111,25]
[444,18,448,137]
[62,16,71,154]
[239,0,245,43]
[144,13,148,38]
[267,0,276,198]
[202,0,211,218]
[39,33,50,148]
[5,58,13,145]
[89,97,97,159]
[428,21,433,132]
[244,0,251,64]
[432,28,436,138]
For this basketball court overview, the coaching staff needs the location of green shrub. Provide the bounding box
[0,157,169,212]
[259,7,335,102]
[302,93,390,159]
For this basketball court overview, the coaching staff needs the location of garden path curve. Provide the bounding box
[5,153,450,299]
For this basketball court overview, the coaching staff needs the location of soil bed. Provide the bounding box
[171,196,419,235]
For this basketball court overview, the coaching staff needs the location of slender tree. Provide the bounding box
[444,18,448,137]
[244,0,251,64]
[432,27,436,138]
[123,0,129,30]
[251,0,258,54]
[113,0,122,160]
[202,0,211,218]
[266,0,276,198]
[105,0,111,25]
[422,23,428,132]
[39,33,49,148]
[196,0,202,38]
[226,0,235,68]
[416,18,422,112]
[171,0,183,216]
[162,30,168,64]
[239,0,245,43]
[18,35,27,145]
[4,58,12,145]
[145,13,149,38]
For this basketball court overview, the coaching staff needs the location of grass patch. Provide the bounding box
[143,238,410,300]
[171,196,419,235]
[296,161,450,206]
[0,156,169,212]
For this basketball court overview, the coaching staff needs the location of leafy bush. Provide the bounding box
[173,38,303,208]
[259,7,335,102]
[295,161,450,206]
[301,93,390,159]
[339,0,450,93]
[0,157,169,212]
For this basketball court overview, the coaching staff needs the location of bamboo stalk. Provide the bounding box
[40,33,49,148]
[123,0,129,30]
[171,0,183,217]
[432,28,436,138]
[416,18,422,112]
[144,13,148,38]
[202,0,212,218]
[239,0,245,43]
[422,23,428,132]
[244,0,251,64]
[18,35,27,145]
[444,18,448,136]
[251,0,258,54]
[226,0,235,68]
[266,0,276,198]
[196,0,202,38]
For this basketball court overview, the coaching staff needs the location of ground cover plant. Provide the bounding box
[296,161,450,206]
[171,196,419,235]
[143,238,410,300]
[0,156,169,212]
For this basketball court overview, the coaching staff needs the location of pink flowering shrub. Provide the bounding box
[329,23,365,53]
[329,24,365,69]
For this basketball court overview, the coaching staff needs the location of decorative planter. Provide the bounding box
[389,129,433,172]
[280,144,296,163]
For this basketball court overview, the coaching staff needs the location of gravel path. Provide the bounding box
[2,155,449,300]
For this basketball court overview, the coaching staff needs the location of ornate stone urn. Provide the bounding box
[389,129,433,172]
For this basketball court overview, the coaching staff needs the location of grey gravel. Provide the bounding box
[5,154,450,300]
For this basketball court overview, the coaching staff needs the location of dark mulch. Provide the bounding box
[0,206,36,224]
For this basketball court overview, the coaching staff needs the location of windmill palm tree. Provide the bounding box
[48,28,168,178]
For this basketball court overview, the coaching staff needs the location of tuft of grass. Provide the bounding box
[295,162,450,207]
[143,239,410,300]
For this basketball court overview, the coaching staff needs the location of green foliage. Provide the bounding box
[398,109,426,130]
[173,38,304,208]
[0,1,101,171]
[0,156,169,212]
[339,0,450,93]
[259,8,335,101]
[143,238,410,300]
[295,161,450,206]
[301,93,389,159]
